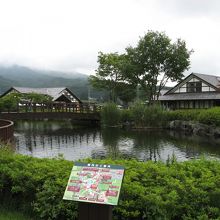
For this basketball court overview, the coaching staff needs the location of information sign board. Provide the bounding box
[63,162,124,206]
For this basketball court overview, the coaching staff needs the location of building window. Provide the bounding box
[187,82,202,93]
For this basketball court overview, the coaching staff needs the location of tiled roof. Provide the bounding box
[159,73,220,101]
[164,72,220,95]
[193,73,220,88]
[13,87,66,101]
[159,92,220,101]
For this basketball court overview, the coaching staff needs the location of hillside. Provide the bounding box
[0,65,107,101]
[0,76,19,93]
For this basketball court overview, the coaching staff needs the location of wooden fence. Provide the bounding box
[16,102,101,114]
[0,119,14,142]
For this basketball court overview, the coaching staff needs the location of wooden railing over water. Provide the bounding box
[0,119,14,142]
[0,102,101,122]
[16,102,101,113]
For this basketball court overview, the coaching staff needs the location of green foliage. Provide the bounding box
[0,148,77,220]
[0,149,220,220]
[142,104,166,127]
[101,102,121,126]
[120,109,132,123]
[23,93,53,102]
[89,52,135,103]
[129,101,146,127]
[0,92,53,112]
[124,31,192,103]
[166,107,220,127]
[0,204,34,220]
[0,93,21,112]
[90,31,192,104]
[165,109,202,121]
[197,107,220,126]
[0,206,31,220]
[130,102,166,127]
[101,106,220,128]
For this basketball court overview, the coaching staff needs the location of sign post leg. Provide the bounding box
[78,202,112,220]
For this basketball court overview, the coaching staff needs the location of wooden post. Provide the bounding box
[78,203,112,220]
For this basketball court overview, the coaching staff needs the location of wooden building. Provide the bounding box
[159,73,220,109]
[0,87,82,104]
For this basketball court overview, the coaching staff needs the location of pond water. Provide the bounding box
[14,120,220,162]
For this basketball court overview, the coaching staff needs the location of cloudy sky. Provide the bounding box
[0,0,220,76]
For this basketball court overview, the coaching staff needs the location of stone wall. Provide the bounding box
[168,120,220,138]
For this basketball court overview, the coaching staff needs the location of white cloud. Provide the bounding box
[0,0,220,76]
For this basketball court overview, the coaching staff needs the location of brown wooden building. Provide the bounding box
[159,73,220,109]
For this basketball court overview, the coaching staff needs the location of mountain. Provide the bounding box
[0,65,88,99]
[42,69,88,80]
[0,65,87,86]
[0,76,19,94]
[0,65,107,101]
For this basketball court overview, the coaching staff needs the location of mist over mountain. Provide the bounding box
[0,65,107,101]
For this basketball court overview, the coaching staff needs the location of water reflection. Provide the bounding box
[14,120,220,161]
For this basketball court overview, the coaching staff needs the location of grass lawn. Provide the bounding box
[0,207,33,220]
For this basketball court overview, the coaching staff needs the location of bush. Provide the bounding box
[197,107,220,126]
[0,149,220,219]
[0,94,18,112]
[165,109,202,121]
[120,109,132,123]
[143,104,166,127]
[129,102,166,127]
[166,107,220,127]
[129,101,146,127]
[101,104,220,128]
[101,102,121,126]
[0,148,77,220]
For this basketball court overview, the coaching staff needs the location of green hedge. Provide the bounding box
[166,107,220,127]
[197,107,220,126]
[165,109,202,121]
[100,103,220,127]
[0,149,220,219]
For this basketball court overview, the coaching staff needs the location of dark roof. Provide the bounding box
[165,72,220,95]
[1,87,82,103]
[13,87,66,100]
[159,73,220,101]
[159,92,220,101]
[193,73,220,88]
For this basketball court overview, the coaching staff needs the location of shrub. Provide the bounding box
[101,105,220,128]
[1,149,220,219]
[166,107,220,127]
[0,93,21,112]
[129,101,145,127]
[166,109,201,121]
[143,104,166,127]
[120,109,132,123]
[101,102,121,126]
[197,107,220,126]
[0,148,77,220]
[130,102,166,127]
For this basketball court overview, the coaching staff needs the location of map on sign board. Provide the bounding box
[63,162,124,205]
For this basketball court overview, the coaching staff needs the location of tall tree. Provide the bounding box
[89,52,135,103]
[124,31,192,103]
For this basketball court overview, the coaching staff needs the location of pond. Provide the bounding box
[14,120,220,162]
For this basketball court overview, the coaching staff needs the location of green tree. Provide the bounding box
[0,92,52,112]
[89,52,135,103]
[125,31,192,103]
[0,93,21,112]
[24,92,52,102]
